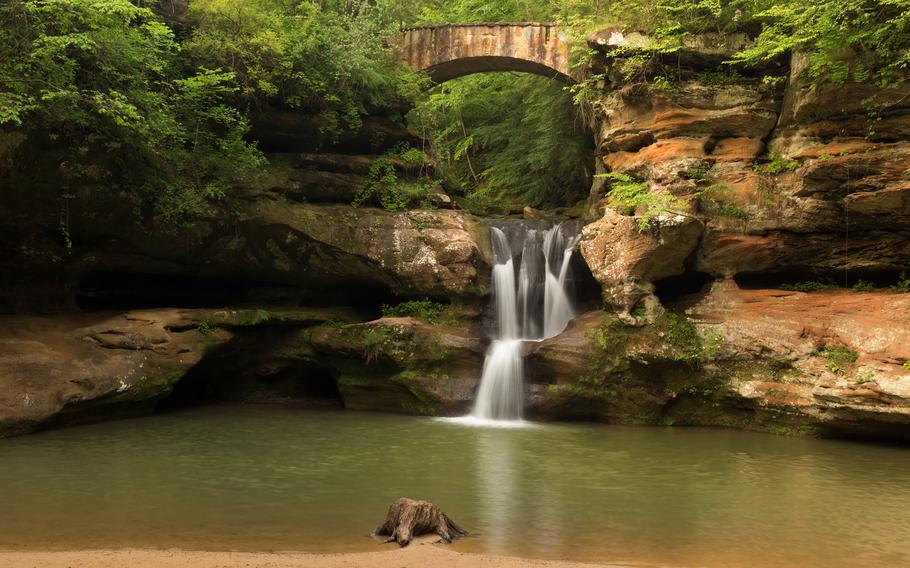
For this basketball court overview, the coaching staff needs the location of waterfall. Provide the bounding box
[466,221,581,423]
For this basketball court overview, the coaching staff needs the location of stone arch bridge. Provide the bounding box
[397,23,573,84]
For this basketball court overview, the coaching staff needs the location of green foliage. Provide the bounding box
[681,163,714,182]
[184,0,424,140]
[818,343,858,374]
[779,281,835,292]
[361,326,391,363]
[699,69,746,86]
[697,182,750,221]
[903,361,910,371]
[408,73,591,210]
[892,271,910,293]
[556,0,910,88]
[852,280,875,292]
[196,319,214,335]
[596,172,688,231]
[854,367,875,384]
[0,0,263,222]
[659,312,723,367]
[353,145,434,211]
[381,299,447,324]
[713,203,750,220]
[5,0,908,233]
[729,0,910,86]
[759,153,802,174]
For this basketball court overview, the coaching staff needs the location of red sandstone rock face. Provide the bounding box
[584,50,910,309]
[527,283,910,439]
[690,283,910,437]
[0,306,369,437]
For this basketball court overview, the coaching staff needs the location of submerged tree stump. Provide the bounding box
[372,498,468,547]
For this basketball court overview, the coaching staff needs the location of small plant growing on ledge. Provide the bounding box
[353,145,433,212]
[361,326,391,364]
[596,172,690,232]
[382,299,447,325]
[891,272,910,293]
[903,361,910,371]
[854,367,875,384]
[818,344,858,374]
[196,320,214,335]
[852,280,874,292]
[702,199,750,221]
[660,312,723,368]
[757,153,801,175]
[780,281,835,293]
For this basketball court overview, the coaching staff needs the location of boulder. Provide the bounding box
[579,209,704,310]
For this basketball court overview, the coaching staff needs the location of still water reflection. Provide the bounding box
[1,405,908,568]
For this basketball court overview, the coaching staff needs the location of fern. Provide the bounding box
[596,172,689,232]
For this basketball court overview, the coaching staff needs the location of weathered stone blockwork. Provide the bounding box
[398,24,573,83]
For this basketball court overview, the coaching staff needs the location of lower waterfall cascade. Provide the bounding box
[465,221,582,423]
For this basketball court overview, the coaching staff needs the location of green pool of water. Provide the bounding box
[1,405,908,567]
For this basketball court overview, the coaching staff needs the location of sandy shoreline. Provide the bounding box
[0,545,637,568]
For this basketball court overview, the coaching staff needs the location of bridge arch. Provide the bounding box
[398,23,574,84]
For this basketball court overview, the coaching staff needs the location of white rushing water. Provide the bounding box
[459,221,580,424]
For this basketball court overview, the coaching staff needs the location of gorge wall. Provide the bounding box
[1,30,909,441]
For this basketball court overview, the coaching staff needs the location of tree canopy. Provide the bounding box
[1,0,907,218]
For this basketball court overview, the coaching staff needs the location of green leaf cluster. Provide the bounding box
[659,311,724,367]
[758,153,802,174]
[892,271,910,293]
[558,0,910,87]
[818,344,859,374]
[595,172,688,232]
[381,299,448,324]
[353,145,434,212]
[779,281,835,292]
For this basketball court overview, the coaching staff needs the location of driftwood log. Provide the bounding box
[372,498,468,547]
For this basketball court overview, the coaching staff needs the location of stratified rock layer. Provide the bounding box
[528,283,910,440]
[583,48,910,312]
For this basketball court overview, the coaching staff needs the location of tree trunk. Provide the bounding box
[371,498,467,547]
